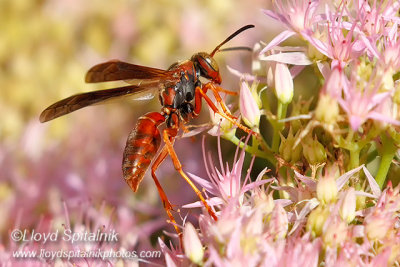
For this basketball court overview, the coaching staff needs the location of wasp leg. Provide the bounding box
[162,128,218,221]
[151,146,182,236]
[205,83,239,121]
[194,85,253,135]
[213,85,238,96]
[194,85,269,151]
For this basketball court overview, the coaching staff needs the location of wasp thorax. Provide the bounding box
[191,52,221,84]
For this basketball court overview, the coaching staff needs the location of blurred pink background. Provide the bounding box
[0,0,278,264]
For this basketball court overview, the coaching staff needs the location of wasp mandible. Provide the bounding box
[40,25,256,234]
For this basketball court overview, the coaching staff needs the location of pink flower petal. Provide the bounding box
[259,30,296,55]
[260,52,312,65]
[261,9,282,22]
[301,29,330,57]
[294,171,317,191]
[368,111,400,126]
[362,166,381,197]
[275,199,293,207]
[290,65,306,78]
[226,65,259,81]
[355,190,377,199]
[316,62,331,79]
[359,34,381,59]
[182,197,223,208]
[241,178,274,193]
[289,199,319,235]
[188,172,219,196]
[336,165,364,190]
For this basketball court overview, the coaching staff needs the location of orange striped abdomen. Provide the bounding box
[122,112,165,192]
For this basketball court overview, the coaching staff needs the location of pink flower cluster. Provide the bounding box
[159,0,400,266]
[260,0,400,131]
[160,138,400,266]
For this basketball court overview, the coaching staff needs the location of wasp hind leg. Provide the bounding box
[122,112,182,236]
[162,128,218,221]
[151,146,182,236]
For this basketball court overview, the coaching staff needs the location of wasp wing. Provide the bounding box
[39,84,159,123]
[85,60,170,83]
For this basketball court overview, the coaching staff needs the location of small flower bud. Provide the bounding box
[252,57,263,77]
[274,62,293,104]
[240,80,261,128]
[364,210,394,241]
[254,191,275,215]
[316,175,338,205]
[385,241,400,265]
[208,104,236,139]
[266,62,275,88]
[356,195,367,210]
[306,206,330,237]
[322,218,348,248]
[241,210,263,252]
[250,81,262,109]
[302,136,327,165]
[383,44,400,67]
[315,93,339,124]
[339,188,356,223]
[289,98,313,132]
[307,41,326,62]
[279,128,302,163]
[268,204,288,240]
[325,67,344,98]
[394,81,400,104]
[379,68,394,92]
[183,223,204,264]
[356,59,372,82]
[252,43,265,77]
[373,98,397,130]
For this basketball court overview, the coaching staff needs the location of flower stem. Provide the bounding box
[337,129,363,171]
[349,147,360,170]
[272,102,288,152]
[227,135,276,165]
[375,134,396,189]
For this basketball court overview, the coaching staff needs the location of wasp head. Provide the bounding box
[190,25,254,85]
[191,52,222,84]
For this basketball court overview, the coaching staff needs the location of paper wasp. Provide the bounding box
[40,25,255,235]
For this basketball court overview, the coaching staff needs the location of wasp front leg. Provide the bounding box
[212,85,238,96]
[206,83,239,120]
[194,84,252,135]
[193,84,269,152]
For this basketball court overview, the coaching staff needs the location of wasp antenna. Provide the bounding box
[218,46,253,52]
[210,24,255,56]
